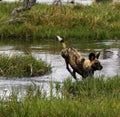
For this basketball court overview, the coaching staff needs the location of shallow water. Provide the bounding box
[1,0,93,5]
[0,39,120,98]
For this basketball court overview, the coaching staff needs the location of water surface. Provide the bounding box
[0,39,120,98]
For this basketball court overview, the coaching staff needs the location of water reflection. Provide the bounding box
[100,48,120,77]
[13,43,32,55]
[102,49,113,59]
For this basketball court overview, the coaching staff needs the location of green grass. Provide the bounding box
[62,76,120,98]
[0,76,120,116]
[0,2,120,40]
[0,54,51,78]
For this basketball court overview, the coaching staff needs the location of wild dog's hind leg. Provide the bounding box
[65,59,77,80]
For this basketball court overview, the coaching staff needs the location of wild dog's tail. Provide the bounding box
[56,35,67,49]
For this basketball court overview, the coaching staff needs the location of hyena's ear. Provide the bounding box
[96,52,100,59]
[89,53,95,61]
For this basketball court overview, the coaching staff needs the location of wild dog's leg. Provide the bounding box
[73,70,77,80]
[65,59,77,80]
[65,59,72,74]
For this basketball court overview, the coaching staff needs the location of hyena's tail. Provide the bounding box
[56,35,67,49]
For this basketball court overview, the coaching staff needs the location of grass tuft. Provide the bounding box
[0,54,51,78]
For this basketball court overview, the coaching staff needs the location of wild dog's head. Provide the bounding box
[89,52,103,71]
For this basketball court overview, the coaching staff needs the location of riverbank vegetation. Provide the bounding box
[0,54,51,78]
[0,76,120,116]
[0,2,120,40]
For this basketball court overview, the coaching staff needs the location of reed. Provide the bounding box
[0,2,120,40]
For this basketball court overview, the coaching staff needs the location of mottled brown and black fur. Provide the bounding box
[57,36,103,80]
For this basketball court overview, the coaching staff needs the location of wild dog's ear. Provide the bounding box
[89,53,95,61]
[96,52,100,59]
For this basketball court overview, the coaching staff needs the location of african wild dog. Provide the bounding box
[57,35,103,80]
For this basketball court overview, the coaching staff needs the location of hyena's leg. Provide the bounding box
[65,59,77,80]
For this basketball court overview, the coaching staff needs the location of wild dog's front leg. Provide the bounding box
[65,59,77,80]
[73,70,77,80]
[65,59,72,74]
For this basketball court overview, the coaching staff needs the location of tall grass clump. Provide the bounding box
[0,2,120,40]
[0,76,120,116]
[62,76,120,98]
[0,54,51,78]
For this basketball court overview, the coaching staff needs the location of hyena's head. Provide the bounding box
[89,52,103,71]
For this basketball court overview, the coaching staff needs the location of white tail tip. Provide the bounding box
[56,35,63,42]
